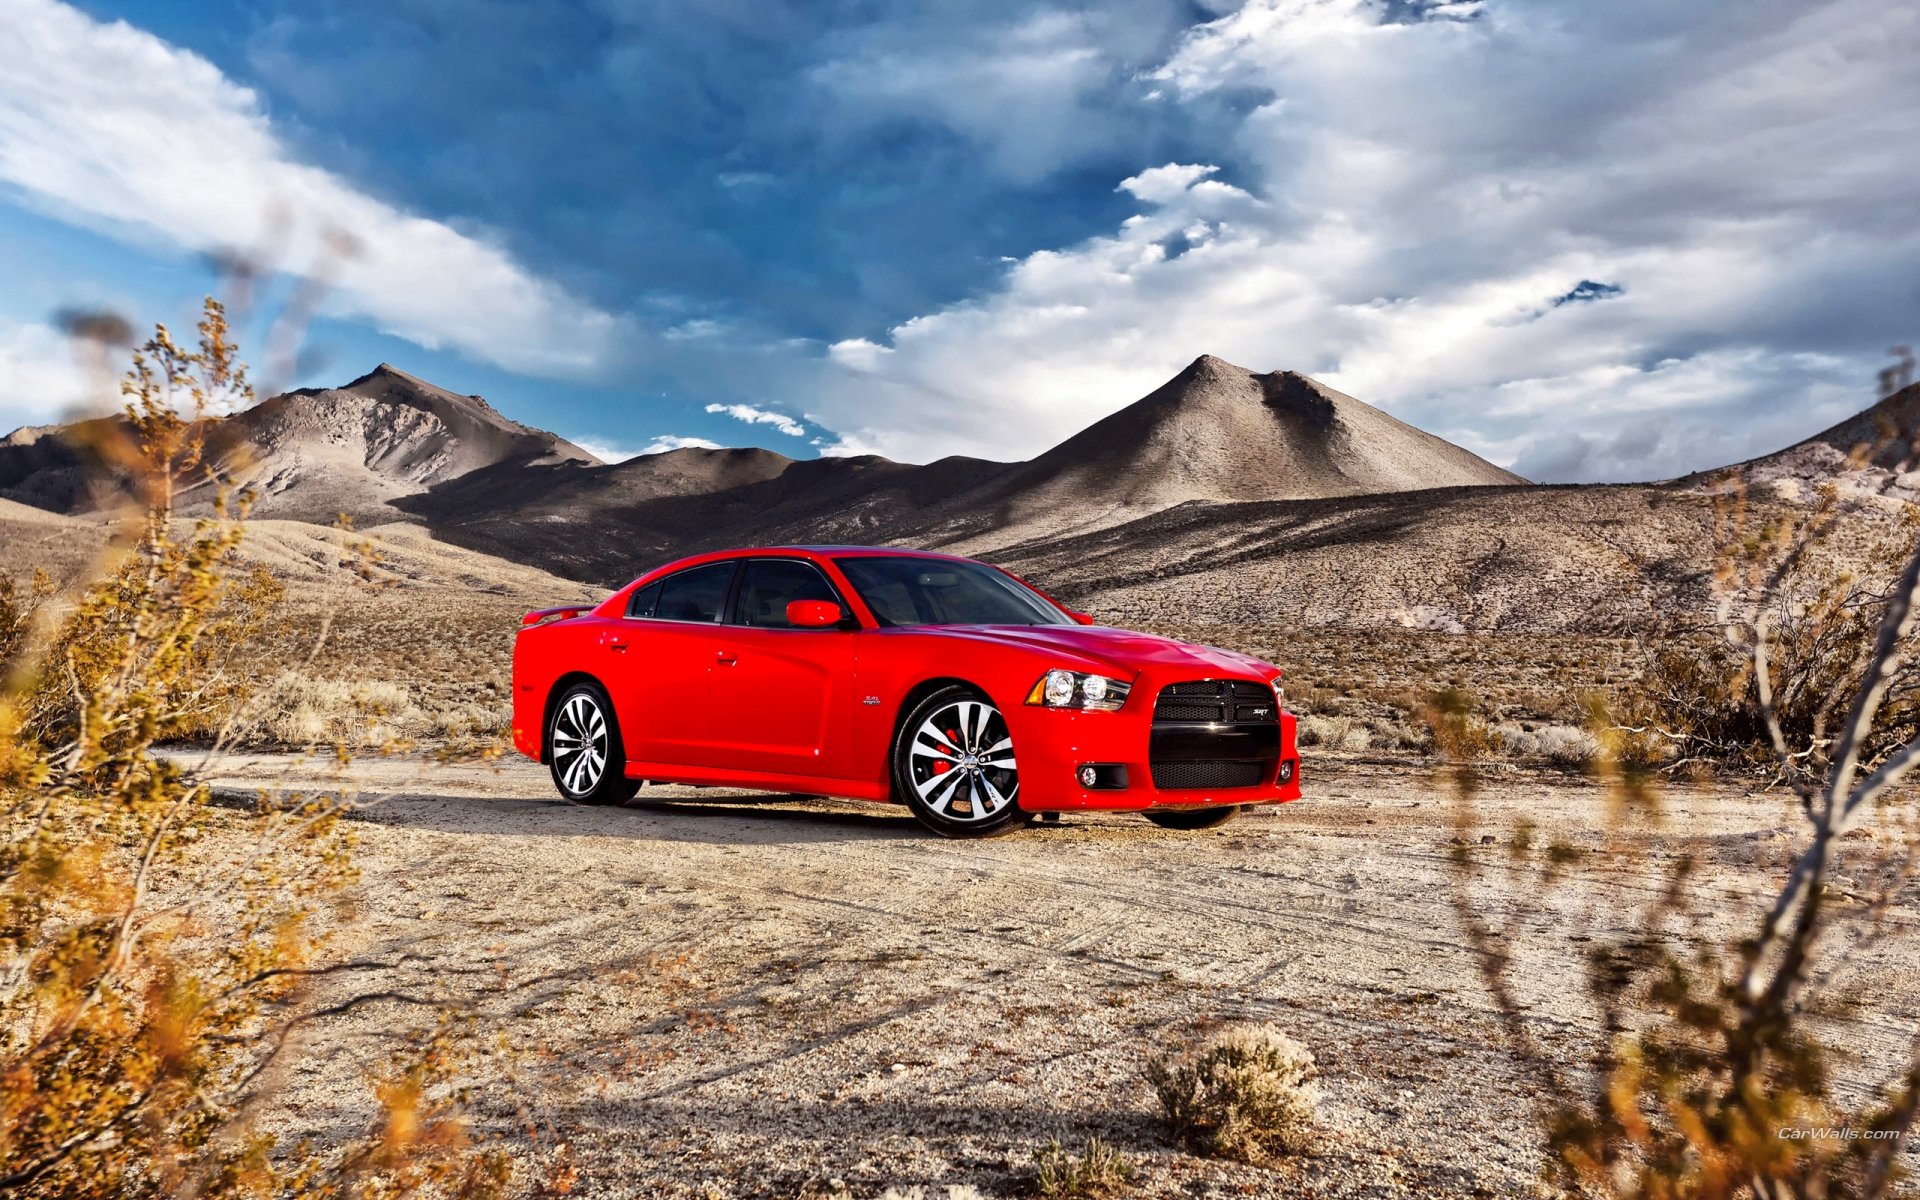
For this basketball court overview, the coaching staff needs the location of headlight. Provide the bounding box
[1271,677,1286,707]
[1025,669,1132,712]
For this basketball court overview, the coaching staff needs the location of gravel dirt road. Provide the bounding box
[179,751,1920,1199]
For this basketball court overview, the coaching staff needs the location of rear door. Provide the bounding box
[608,559,736,766]
[706,557,858,779]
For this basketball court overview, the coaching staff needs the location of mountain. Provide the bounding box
[396,354,1529,578]
[6,354,1902,632]
[193,364,600,522]
[0,364,600,524]
[906,356,1524,544]
[1731,380,1920,495]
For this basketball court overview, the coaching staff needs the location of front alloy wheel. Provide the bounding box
[548,683,640,806]
[893,686,1029,837]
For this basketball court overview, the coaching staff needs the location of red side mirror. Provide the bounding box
[1068,610,1095,626]
[787,599,844,628]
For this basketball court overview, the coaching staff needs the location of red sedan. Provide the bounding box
[510,546,1301,837]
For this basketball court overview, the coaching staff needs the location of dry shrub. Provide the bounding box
[1609,485,1920,779]
[1420,688,1500,761]
[0,299,504,1197]
[218,674,510,750]
[1146,1024,1320,1163]
[1032,1136,1135,1198]
[1427,370,1920,1199]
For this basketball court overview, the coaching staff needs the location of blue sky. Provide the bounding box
[2,0,1915,479]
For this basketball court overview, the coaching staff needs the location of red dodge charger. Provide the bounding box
[511,546,1301,837]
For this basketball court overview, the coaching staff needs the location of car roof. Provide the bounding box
[617,545,976,589]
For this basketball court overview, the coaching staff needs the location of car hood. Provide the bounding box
[903,624,1277,680]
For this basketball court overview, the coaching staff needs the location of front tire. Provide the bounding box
[547,682,640,806]
[892,686,1030,838]
[1144,805,1241,831]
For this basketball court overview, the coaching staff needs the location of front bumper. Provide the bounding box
[1005,677,1302,812]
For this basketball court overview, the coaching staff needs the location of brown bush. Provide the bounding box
[0,299,504,1197]
[1146,1024,1320,1163]
[1429,388,1920,1198]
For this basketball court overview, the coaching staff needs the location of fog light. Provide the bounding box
[1078,765,1099,788]
[1277,758,1297,784]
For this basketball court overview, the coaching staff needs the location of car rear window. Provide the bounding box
[651,561,734,622]
[625,580,663,619]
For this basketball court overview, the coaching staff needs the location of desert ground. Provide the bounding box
[175,749,1920,1199]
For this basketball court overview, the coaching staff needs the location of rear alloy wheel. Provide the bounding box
[1145,805,1242,831]
[547,683,641,806]
[893,686,1030,838]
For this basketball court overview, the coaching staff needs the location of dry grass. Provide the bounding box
[1146,1023,1321,1164]
[1032,1136,1135,1198]
[224,672,508,748]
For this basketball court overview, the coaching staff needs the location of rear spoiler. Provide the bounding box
[521,605,591,627]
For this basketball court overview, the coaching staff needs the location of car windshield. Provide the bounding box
[833,556,1069,627]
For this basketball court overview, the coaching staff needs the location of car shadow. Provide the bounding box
[212,783,933,847]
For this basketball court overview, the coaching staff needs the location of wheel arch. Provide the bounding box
[890,676,992,751]
[540,671,608,764]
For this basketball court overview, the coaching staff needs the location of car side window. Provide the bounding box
[651,561,735,623]
[625,580,663,619]
[731,559,839,628]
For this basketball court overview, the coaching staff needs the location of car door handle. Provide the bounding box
[606,636,630,652]
[715,651,738,665]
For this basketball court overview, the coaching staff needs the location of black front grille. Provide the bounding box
[1152,679,1272,723]
[1150,760,1265,789]
[1156,702,1222,722]
[1149,678,1279,790]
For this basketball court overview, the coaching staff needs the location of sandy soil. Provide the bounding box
[176,751,1920,1199]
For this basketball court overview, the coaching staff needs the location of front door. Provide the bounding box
[706,558,856,779]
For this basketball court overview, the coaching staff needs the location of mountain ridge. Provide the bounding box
[3,356,1909,635]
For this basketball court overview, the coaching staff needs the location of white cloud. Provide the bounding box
[809,8,1176,183]
[638,434,722,454]
[795,0,1920,480]
[810,431,886,458]
[569,434,724,462]
[827,338,893,372]
[0,320,95,432]
[0,0,624,386]
[703,402,806,437]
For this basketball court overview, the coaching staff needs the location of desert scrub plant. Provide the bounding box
[0,299,505,1197]
[1032,1135,1135,1198]
[1606,471,1920,779]
[1427,369,1920,1198]
[1146,1023,1320,1163]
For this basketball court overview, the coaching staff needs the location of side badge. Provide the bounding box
[862,695,881,706]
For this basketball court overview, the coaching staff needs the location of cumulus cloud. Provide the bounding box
[795,0,1920,480]
[0,0,623,384]
[809,5,1200,183]
[703,402,806,438]
[0,320,93,432]
[810,431,887,458]
[571,434,723,462]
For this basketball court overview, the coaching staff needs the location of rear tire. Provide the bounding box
[547,682,641,806]
[1144,805,1241,831]
[892,685,1030,838]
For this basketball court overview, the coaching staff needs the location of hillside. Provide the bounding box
[898,356,1525,544]
[5,358,1910,634]
[1729,380,1920,494]
[400,354,1531,582]
[0,364,601,525]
